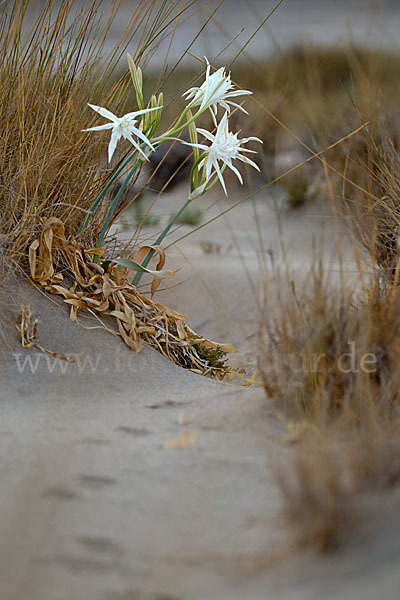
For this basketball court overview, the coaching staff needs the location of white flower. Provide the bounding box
[184,112,262,195]
[83,103,162,162]
[183,58,252,122]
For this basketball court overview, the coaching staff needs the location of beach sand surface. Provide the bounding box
[2,186,400,599]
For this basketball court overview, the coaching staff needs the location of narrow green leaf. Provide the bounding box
[111,257,174,277]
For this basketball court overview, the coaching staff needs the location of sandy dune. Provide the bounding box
[2,187,400,599]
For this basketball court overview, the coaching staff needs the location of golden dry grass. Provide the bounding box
[235,45,400,153]
[251,44,400,553]
[2,1,109,271]
[262,267,400,423]
[0,0,200,276]
[261,262,400,551]
[259,141,400,550]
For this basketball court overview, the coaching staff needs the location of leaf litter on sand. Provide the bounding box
[16,303,74,362]
[28,217,237,378]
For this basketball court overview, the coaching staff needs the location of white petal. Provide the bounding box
[219,101,231,113]
[108,129,121,162]
[226,101,248,114]
[237,154,260,171]
[224,89,252,97]
[196,128,215,142]
[225,161,243,184]
[88,103,118,123]
[204,156,213,181]
[214,160,227,195]
[217,112,229,133]
[210,107,218,127]
[182,87,197,98]
[236,147,258,154]
[126,134,148,160]
[82,123,114,132]
[181,140,209,152]
[124,106,162,119]
[131,126,155,151]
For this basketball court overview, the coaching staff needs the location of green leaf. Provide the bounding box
[111,257,174,277]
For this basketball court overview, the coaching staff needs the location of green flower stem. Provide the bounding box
[131,160,223,281]
[132,196,192,286]
[154,107,200,143]
[77,149,140,236]
[94,160,142,262]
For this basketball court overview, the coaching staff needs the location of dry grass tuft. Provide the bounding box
[261,258,400,550]
[254,46,400,545]
[262,266,400,423]
[344,137,400,285]
[236,45,400,153]
[276,426,400,552]
[276,440,359,553]
[0,0,194,275]
[1,1,110,272]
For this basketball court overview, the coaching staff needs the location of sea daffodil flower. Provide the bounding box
[183,58,252,123]
[184,112,261,195]
[83,103,162,162]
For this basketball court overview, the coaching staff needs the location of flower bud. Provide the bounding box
[127,53,144,110]
[187,109,199,162]
[142,93,163,133]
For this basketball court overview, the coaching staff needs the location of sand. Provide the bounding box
[2,186,400,599]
